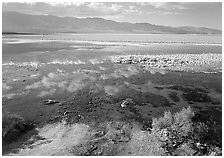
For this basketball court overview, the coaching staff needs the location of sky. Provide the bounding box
[2,2,222,30]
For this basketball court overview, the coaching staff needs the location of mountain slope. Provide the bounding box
[2,11,222,34]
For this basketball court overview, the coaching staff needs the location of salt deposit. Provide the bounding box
[2,61,43,68]
[47,60,86,65]
[110,54,222,73]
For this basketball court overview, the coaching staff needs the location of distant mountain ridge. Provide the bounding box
[2,11,222,34]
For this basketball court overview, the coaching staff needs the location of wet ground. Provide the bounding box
[2,34,222,155]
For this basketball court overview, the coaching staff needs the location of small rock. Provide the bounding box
[128,151,133,154]
[45,99,59,105]
[78,114,84,120]
[90,144,98,151]
[95,149,103,156]
[64,111,69,115]
[188,101,194,104]
[88,101,93,104]
[121,98,135,108]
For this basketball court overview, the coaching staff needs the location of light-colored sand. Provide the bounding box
[121,124,165,156]
[8,121,89,156]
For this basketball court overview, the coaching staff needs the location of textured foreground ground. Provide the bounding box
[2,35,222,155]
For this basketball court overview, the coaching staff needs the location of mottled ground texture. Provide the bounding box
[2,34,222,156]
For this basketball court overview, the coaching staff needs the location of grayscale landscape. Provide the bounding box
[2,2,222,156]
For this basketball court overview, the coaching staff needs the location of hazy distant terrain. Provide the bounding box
[2,12,222,34]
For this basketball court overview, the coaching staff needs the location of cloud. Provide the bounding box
[26,82,41,89]
[3,93,16,99]
[38,89,56,97]
[110,4,123,11]
[104,85,120,96]
[148,2,171,9]
[25,70,97,95]
[47,2,85,7]
[137,2,190,16]
[129,5,135,10]
[136,2,152,6]
[3,2,125,17]
[137,2,190,10]
[87,2,122,12]
[66,80,85,92]
[100,65,140,80]
[3,91,30,99]
[3,2,147,18]
[41,76,56,88]
[147,10,181,15]
[124,8,142,15]
[2,83,12,90]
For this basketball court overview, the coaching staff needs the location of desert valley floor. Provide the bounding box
[2,34,222,156]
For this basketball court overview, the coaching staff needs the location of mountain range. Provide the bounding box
[2,11,222,34]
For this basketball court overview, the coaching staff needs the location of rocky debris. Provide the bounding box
[71,121,131,156]
[50,115,61,122]
[94,131,106,138]
[117,97,153,131]
[193,142,210,155]
[45,99,59,105]
[196,142,207,150]
[173,143,196,156]
[110,54,222,73]
[208,147,222,156]
[73,142,103,156]
[67,114,84,123]
[56,69,65,74]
